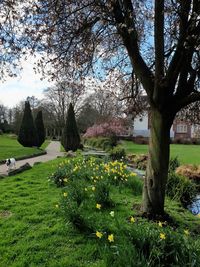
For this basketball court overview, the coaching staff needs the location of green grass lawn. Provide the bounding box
[0,157,199,266]
[121,140,200,164]
[0,135,50,161]
[0,158,104,267]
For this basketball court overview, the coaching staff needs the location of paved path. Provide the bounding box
[0,141,65,176]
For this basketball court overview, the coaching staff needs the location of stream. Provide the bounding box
[127,166,200,216]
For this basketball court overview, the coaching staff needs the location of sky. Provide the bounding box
[0,55,123,109]
[0,57,52,108]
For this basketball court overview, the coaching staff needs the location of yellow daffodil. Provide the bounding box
[131,172,137,176]
[63,178,68,182]
[96,231,103,239]
[160,233,166,240]
[130,216,135,223]
[108,234,114,243]
[184,229,190,235]
[158,221,163,227]
[63,192,67,197]
[110,211,115,217]
[96,203,101,209]
[73,166,78,172]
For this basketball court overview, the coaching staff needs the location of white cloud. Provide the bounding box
[0,56,52,108]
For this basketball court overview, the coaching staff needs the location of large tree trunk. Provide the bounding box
[142,108,173,216]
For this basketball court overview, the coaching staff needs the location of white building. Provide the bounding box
[133,113,175,138]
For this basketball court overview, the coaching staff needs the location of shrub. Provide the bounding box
[134,136,149,144]
[102,139,113,151]
[0,120,11,133]
[84,137,115,151]
[110,134,118,147]
[95,137,108,148]
[17,101,38,147]
[181,139,192,145]
[127,154,148,170]
[109,146,126,161]
[126,176,143,195]
[176,164,200,182]
[62,103,81,152]
[85,137,97,148]
[191,138,200,145]
[173,138,192,144]
[49,166,68,187]
[169,156,180,172]
[166,171,197,207]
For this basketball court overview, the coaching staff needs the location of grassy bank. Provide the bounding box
[0,157,199,266]
[121,140,200,164]
[0,135,50,161]
[0,158,102,266]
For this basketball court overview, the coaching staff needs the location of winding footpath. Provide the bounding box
[0,141,64,176]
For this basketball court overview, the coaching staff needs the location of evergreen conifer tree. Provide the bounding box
[17,101,38,147]
[63,103,81,151]
[35,110,45,147]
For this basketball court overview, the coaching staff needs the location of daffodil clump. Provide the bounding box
[52,156,200,266]
[103,161,130,184]
[93,213,200,267]
[49,157,138,189]
[54,156,140,235]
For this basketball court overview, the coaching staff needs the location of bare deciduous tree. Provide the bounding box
[43,75,85,128]
[0,104,8,122]
[3,0,200,217]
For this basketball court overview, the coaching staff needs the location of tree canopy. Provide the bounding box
[20,1,199,104]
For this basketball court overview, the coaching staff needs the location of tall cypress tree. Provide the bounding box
[35,110,45,147]
[17,101,38,147]
[63,103,81,151]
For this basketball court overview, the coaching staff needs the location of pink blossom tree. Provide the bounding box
[84,118,128,138]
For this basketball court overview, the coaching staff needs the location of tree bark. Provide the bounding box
[142,108,173,216]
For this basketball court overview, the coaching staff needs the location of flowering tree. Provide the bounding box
[83,118,128,138]
[6,0,200,217]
